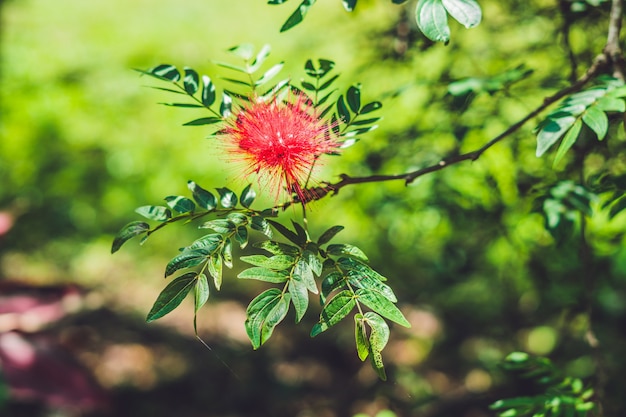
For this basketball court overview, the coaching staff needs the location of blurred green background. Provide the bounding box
[2,0,625,416]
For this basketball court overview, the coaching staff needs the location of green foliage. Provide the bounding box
[490,352,595,417]
[535,77,626,164]
[269,0,482,43]
[113,181,409,377]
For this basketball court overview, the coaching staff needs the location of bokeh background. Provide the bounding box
[2,0,626,416]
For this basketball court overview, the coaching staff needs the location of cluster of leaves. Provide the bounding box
[267,0,481,43]
[535,76,626,166]
[112,182,409,379]
[136,44,381,145]
[490,352,595,417]
[538,181,596,245]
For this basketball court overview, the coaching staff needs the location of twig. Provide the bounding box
[302,55,608,202]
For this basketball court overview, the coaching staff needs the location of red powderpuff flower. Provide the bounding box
[221,94,340,203]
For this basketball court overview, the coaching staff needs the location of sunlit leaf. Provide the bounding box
[327,244,369,262]
[217,187,238,208]
[183,67,200,95]
[254,240,300,256]
[294,258,318,293]
[289,275,309,322]
[147,64,180,82]
[536,115,577,157]
[582,106,609,140]
[201,75,216,107]
[187,181,217,210]
[354,314,369,361]
[357,289,410,327]
[228,43,255,60]
[135,205,171,221]
[553,119,583,167]
[207,255,223,290]
[194,273,209,313]
[165,248,210,277]
[111,221,150,253]
[164,195,196,213]
[255,62,284,87]
[240,254,296,269]
[416,0,451,43]
[342,0,357,11]
[250,216,273,238]
[245,289,290,348]
[238,267,289,283]
[240,184,256,208]
[199,219,236,234]
[311,290,356,336]
[442,0,482,28]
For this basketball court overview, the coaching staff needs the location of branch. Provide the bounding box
[301,56,608,203]
[605,0,626,80]
[282,0,624,207]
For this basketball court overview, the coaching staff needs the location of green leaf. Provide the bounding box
[346,85,361,113]
[255,63,284,87]
[357,289,410,327]
[582,106,609,140]
[165,248,210,277]
[254,240,300,256]
[416,0,451,43]
[311,290,356,336]
[302,249,323,276]
[280,0,317,32]
[250,216,273,238]
[207,255,223,290]
[338,256,388,282]
[337,95,351,123]
[365,311,390,380]
[217,187,238,208]
[342,0,357,11]
[200,219,236,234]
[228,43,255,60]
[348,271,397,302]
[266,219,304,245]
[111,221,150,253]
[301,80,316,91]
[147,64,180,82]
[201,75,216,107]
[164,196,196,213]
[249,44,272,73]
[222,238,233,268]
[238,267,289,283]
[227,212,248,225]
[186,233,223,252]
[294,258,318,293]
[354,314,369,361]
[289,275,309,322]
[147,272,196,322]
[245,289,290,348]
[194,273,209,313]
[608,196,626,218]
[240,254,296,269]
[213,61,247,73]
[183,117,222,126]
[240,184,256,208]
[553,119,583,167]
[360,101,382,114]
[135,205,171,221]
[318,74,340,90]
[318,225,344,245]
[321,271,346,300]
[187,181,217,210]
[596,96,625,112]
[364,312,390,351]
[183,67,200,95]
[536,115,577,157]
[442,0,482,28]
[235,226,249,249]
[327,244,369,262]
[220,93,232,118]
[159,102,204,108]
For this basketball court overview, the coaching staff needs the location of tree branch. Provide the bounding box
[284,0,624,207]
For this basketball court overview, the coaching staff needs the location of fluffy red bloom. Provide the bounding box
[221,94,340,202]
